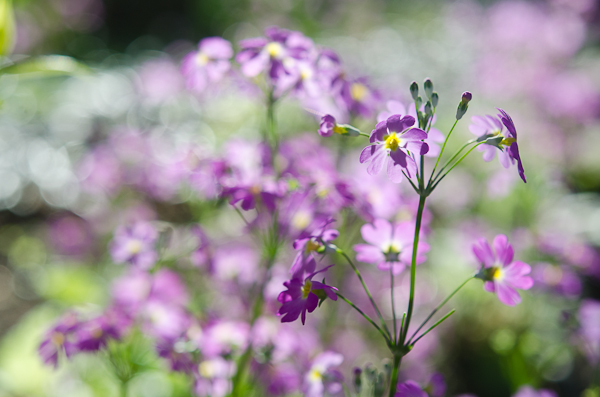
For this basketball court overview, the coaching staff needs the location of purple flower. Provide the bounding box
[194,357,236,397]
[38,313,79,368]
[319,114,337,137]
[73,315,121,352]
[354,218,429,275]
[512,386,558,397]
[290,218,339,275]
[278,265,338,325]
[579,299,600,364]
[334,77,380,119]
[360,114,429,183]
[473,234,534,306]
[304,351,344,397]
[181,37,233,93]
[396,380,427,397]
[469,109,526,183]
[109,222,159,270]
[235,26,314,82]
[198,321,250,358]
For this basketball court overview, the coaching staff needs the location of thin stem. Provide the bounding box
[429,119,458,187]
[120,381,128,397]
[359,132,370,138]
[337,292,390,343]
[390,266,397,345]
[399,312,406,338]
[402,170,419,193]
[339,250,392,340]
[400,194,426,343]
[388,354,402,397]
[407,276,474,345]
[431,141,485,190]
[411,309,456,346]
[431,139,476,184]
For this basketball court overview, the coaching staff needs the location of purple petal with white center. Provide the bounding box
[199,37,233,59]
[360,144,383,164]
[360,219,393,246]
[393,222,414,246]
[366,149,387,176]
[387,114,415,134]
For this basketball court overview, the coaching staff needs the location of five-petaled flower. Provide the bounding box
[354,218,429,275]
[473,234,534,306]
[469,108,526,183]
[278,265,338,325]
[359,114,429,183]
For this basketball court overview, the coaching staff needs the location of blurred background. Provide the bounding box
[1,0,600,396]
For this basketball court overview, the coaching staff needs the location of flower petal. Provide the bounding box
[493,234,514,266]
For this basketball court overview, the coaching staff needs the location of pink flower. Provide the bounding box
[354,218,429,275]
[473,234,534,306]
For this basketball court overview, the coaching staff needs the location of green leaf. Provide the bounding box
[0,0,15,56]
[0,55,92,78]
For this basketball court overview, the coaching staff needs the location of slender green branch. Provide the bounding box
[430,139,477,185]
[399,312,406,339]
[400,194,426,343]
[390,266,397,344]
[407,276,474,345]
[403,170,419,193]
[410,309,456,346]
[359,132,370,138]
[339,250,392,340]
[429,119,458,187]
[431,141,485,190]
[337,292,390,343]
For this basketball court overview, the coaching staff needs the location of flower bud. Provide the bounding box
[353,367,362,393]
[424,100,432,116]
[409,81,419,101]
[431,92,439,107]
[456,91,473,120]
[423,78,434,99]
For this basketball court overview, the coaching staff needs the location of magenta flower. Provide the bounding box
[38,313,79,368]
[319,114,337,137]
[278,265,338,325]
[360,114,429,183]
[180,37,233,93]
[109,222,159,270]
[396,380,427,397]
[354,219,429,275]
[304,351,344,397]
[235,26,314,82]
[469,109,526,183]
[473,234,534,306]
[73,315,121,352]
[290,218,339,275]
[512,386,558,397]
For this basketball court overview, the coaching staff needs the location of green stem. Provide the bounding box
[400,194,426,343]
[431,141,485,190]
[431,139,476,184]
[120,380,128,397]
[266,88,278,167]
[337,292,390,343]
[429,119,458,187]
[411,309,456,346]
[339,250,392,340]
[407,276,474,345]
[388,354,402,397]
[390,266,397,344]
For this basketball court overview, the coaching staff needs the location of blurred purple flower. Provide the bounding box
[194,357,236,397]
[290,218,338,275]
[473,234,533,306]
[278,265,338,325]
[181,37,233,93]
[109,222,159,270]
[38,313,79,368]
[531,263,581,298]
[354,218,429,275]
[304,351,344,397]
[73,314,121,352]
[512,385,558,397]
[396,380,427,397]
[579,299,600,364]
[360,115,428,183]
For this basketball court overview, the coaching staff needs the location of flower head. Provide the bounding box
[181,37,233,93]
[360,114,429,183]
[473,234,534,306]
[290,218,338,275]
[304,352,344,397]
[278,265,338,325]
[396,380,427,397]
[109,222,159,270]
[469,109,526,183]
[38,313,79,368]
[354,218,429,275]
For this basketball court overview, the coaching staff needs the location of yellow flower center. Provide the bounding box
[265,42,284,58]
[126,240,143,255]
[199,361,215,378]
[91,327,103,339]
[500,137,516,147]
[350,83,368,101]
[333,125,346,135]
[302,280,312,299]
[490,266,504,281]
[196,52,210,66]
[384,133,403,151]
[51,332,65,346]
[292,211,312,230]
[305,239,321,253]
[308,368,322,382]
